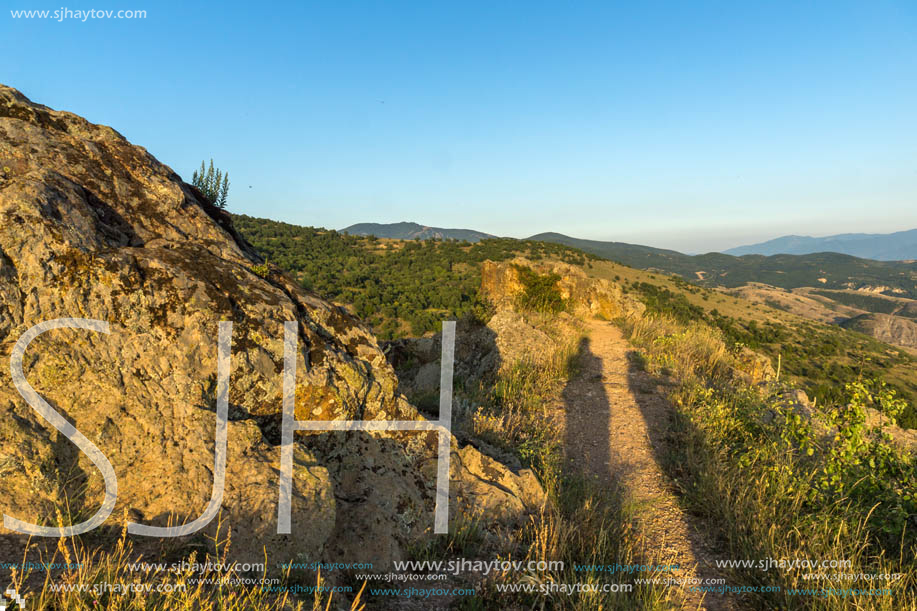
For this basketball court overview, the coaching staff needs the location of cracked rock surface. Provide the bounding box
[0,85,543,566]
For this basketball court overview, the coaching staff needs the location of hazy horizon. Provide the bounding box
[329,219,916,255]
[4,0,915,253]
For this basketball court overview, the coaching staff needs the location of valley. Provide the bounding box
[234,216,917,430]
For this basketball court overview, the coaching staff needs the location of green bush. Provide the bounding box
[192,159,230,209]
[231,215,592,339]
[514,266,566,314]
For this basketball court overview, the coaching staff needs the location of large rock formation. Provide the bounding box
[481,258,646,322]
[841,312,917,352]
[389,258,646,399]
[0,85,541,566]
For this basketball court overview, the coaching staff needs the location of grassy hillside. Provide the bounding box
[534,232,917,297]
[623,312,917,608]
[581,259,917,428]
[233,214,595,338]
[810,289,917,319]
[232,214,917,607]
[235,214,917,429]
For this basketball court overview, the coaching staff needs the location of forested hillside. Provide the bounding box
[235,214,917,429]
[341,221,496,242]
[533,232,917,296]
[233,214,594,338]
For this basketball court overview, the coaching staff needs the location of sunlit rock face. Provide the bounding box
[0,85,543,565]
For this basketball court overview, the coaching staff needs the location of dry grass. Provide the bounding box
[7,515,366,611]
[469,337,580,470]
[627,313,917,609]
[507,476,675,610]
[450,330,674,609]
[629,315,729,381]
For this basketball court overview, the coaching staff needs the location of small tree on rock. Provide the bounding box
[192,159,230,209]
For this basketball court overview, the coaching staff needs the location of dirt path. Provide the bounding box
[561,319,734,610]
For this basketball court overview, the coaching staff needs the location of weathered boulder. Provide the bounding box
[386,310,557,398]
[485,309,558,368]
[386,318,502,396]
[0,85,542,567]
[760,387,917,455]
[453,446,543,519]
[761,388,819,427]
[864,408,917,453]
[734,345,777,386]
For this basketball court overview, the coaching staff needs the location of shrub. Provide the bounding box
[250,262,271,278]
[628,315,917,608]
[514,266,566,314]
[192,159,230,209]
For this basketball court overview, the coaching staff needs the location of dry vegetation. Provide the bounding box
[9,516,366,611]
[443,323,675,609]
[624,313,917,609]
[585,259,917,428]
[23,241,917,610]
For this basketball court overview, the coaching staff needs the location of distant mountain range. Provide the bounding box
[531,232,917,297]
[341,222,496,242]
[334,222,917,297]
[724,229,917,261]
[528,232,691,269]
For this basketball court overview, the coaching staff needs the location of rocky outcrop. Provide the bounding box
[485,309,559,368]
[481,258,645,321]
[0,85,542,566]
[733,346,777,385]
[390,258,645,398]
[864,406,917,453]
[840,312,917,351]
[387,310,560,399]
[453,446,544,517]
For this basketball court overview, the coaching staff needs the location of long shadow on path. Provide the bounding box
[562,336,614,484]
[561,321,737,610]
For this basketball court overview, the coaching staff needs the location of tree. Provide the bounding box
[192,159,230,209]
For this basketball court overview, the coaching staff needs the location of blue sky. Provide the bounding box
[3,0,915,252]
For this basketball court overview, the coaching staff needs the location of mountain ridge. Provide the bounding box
[342,221,496,242]
[724,228,917,261]
[527,232,917,297]
[320,222,917,297]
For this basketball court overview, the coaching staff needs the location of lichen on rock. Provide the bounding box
[0,84,543,568]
